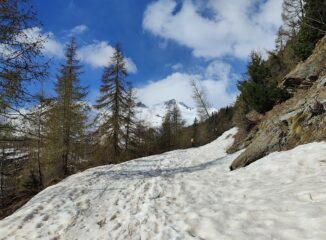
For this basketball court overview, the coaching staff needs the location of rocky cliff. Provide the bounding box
[230,36,326,170]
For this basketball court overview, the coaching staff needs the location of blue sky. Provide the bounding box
[29,0,283,108]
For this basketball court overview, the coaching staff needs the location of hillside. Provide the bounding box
[1,128,326,240]
[230,35,326,170]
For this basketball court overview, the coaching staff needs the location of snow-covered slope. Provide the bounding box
[1,128,326,240]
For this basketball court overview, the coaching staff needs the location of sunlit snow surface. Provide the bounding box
[1,128,326,239]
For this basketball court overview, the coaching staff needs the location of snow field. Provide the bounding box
[1,128,326,239]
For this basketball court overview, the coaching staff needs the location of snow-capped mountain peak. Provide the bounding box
[163,99,177,108]
[179,101,192,110]
[136,99,217,127]
[136,99,199,127]
[136,102,148,108]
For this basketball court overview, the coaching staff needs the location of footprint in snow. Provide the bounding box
[148,184,163,200]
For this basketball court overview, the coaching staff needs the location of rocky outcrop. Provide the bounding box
[245,110,264,123]
[230,36,326,171]
[281,36,326,92]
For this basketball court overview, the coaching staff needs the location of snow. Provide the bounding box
[1,128,326,239]
[136,99,207,127]
[135,99,218,127]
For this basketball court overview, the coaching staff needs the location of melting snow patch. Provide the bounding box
[1,128,326,239]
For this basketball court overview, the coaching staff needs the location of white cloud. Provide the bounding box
[205,61,230,80]
[0,27,64,59]
[43,32,65,57]
[77,41,137,73]
[22,28,138,73]
[78,41,114,67]
[143,0,283,59]
[136,60,237,108]
[70,25,88,35]
[124,57,138,74]
[171,63,183,71]
[18,27,64,58]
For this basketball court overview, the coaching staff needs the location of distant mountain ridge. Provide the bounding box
[135,99,216,127]
[9,99,218,135]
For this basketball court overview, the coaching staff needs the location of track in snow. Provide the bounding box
[1,128,326,240]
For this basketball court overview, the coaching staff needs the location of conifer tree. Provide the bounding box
[171,104,185,137]
[160,110,172,151]
[192,117,199,144]
[0,0,47,110]
[0,0,47,169]
[133,121,158,157]
[123,87,137,154]
[275,0,305,51]
[160,104,185,150]
[35,92,45,188]
[26,92,46,189]
[45,38,88,178]
[282,0,305,36]
[293,0,326,60]
[95,44,128,163]
[237,52,289,114]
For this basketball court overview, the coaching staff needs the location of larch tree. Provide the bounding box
[160,104,185,150]
[275,0,304,51]
[293,0,326,60]
[277,0,326,60]
[45,38,88,178]
[0,0,47,207]
[95,44,129,163]
[192,117,199,145]
[0,0,47,111]
[171,104,185,137]
[282,0,305,35]
[160,110,173,151]
[35,88,46,188]
[190,79,211,121]
[123,86,137,155]
[25,90,47,189]
[133,121,158,157]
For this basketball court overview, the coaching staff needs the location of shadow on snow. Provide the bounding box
[92,156,227,180]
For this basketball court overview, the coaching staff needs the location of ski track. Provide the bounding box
[1,128,326,239]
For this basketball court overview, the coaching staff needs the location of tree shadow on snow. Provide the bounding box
[92,156,226,180]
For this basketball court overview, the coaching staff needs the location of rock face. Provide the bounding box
[230,36,326,170]
[281,36,326,92]
[245,110,264,124]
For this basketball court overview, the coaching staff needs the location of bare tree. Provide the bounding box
[276,0,326,51]
[302,0,326,34]
[282,0,305,35]
[190,79,211,121]
[275,0,305,51]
